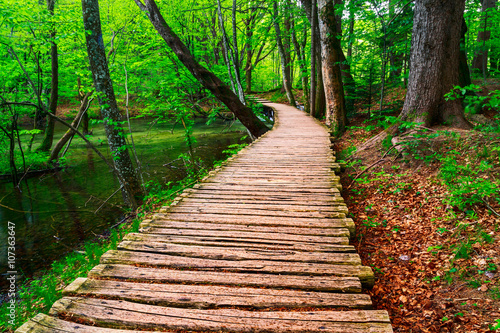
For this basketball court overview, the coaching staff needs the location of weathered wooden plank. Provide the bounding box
[124,234,353,252]
[149,214,356,236]
[99,250,374,287]
[64,277,372,309]
[134,226,350,243]
[168,205,348,217]
[49,297,393,333]
[15,313,147,333]
[182,188,343,199]
[178,195,345,206]
[159,213,350,228]
[176,201,347,212]
[141,221,351,237]
[117,241,361,265]
[195,183,341,192]
[89,264,363,292]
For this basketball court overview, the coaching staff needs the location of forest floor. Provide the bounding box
[259,86,500,332]
[335,94,500,332]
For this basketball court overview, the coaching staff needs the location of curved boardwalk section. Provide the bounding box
[17,100,393,332]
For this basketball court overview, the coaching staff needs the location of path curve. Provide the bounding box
[17,100,393,333]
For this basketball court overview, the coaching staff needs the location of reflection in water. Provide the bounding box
[0,117,246,293]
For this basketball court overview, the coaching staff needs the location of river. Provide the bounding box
[0,117,248,292]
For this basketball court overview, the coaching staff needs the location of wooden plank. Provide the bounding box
[149,214,356,236]
[135,226,350,243]
[141,221,351,237]
[159,213,349,228]
[64,277,372,309]
[168,206,348,217]
[124,233,353,251]
[89,264,363,292]
[195,183,341,192]
[15,313,147,333]
[49,297,393,333]
[182,188,343,199]
[178,195,346,206]
[176,201,347,212]
[99,250,374,287]
[117,241,361,265]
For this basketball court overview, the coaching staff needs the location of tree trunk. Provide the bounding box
[82,0,143,208]
[309,0,317,116]
[459,18,472,87]
[472,0,497,76]
[318,0,347,136]
[231,0,245,102]
[291,19,310,113]
[273,1,296,106]
[50,92,93,161]
[38,0,59,152]
[398,0,471,130]
[134,0,268,138]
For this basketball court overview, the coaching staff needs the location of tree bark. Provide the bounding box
[273,1,296,106]
[38,0,59,152]
[398,0,471,129]
[318,0,347,136]
[82,0,143,208]
[134,0,268,138]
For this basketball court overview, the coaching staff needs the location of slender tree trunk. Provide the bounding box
[231,0,245,102]
[82,0,143,208]
[291,20,310,113]
[134,0,268,138]
[38,0,58,152]
[398,0,471,130]
[309,0,317,116]
[50,92,93,161]
[318,0,347,136]
[217,0,237,94]
[273,1,296,106]
[472,0,497,76]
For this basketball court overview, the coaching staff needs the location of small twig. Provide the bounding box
[347,159,386,189]
[95,185,124,214]
[481,198,500,218]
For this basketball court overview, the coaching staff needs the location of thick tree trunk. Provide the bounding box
[318,0,347,136]
[398,0,471,129]
[82,0,143,208]
[273,1,296,107]
[134,0,268,138]
[472,0,497,76]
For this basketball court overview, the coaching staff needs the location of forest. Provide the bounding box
[1,0,500,331]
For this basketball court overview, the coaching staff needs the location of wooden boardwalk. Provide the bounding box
[17,100,393,332]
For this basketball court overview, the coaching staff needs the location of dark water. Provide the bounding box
[0,117,247,292]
